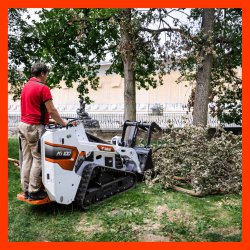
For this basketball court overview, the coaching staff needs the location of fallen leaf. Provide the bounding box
[216,202,222,206]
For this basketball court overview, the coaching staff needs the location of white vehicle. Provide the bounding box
[17,118,161,209]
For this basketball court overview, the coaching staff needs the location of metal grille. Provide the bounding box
[8,113,241,129]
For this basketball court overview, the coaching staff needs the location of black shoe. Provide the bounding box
[28,189,48,201]
[24,191,29,199]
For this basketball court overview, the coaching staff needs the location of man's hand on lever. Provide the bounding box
[49,119,73,127]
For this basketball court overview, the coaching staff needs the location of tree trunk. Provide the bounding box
[151,177,201,196]
[193,8,215,127]
[120,8,136,122]
[124,56,136,122]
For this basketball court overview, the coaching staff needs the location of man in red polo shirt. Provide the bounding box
[17,63,67,201]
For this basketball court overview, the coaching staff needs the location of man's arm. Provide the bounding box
[45,100,67,126]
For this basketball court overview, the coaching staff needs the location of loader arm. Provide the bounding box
[121,120,162,148]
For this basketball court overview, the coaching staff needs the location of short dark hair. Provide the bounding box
[31,63,50,77]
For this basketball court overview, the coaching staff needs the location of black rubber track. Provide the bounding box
[74,163,137,209]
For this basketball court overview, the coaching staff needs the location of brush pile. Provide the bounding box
[145,118,242,196]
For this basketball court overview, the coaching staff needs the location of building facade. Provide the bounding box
[8,62,242,115]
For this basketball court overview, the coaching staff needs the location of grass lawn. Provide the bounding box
[8,138,242,242]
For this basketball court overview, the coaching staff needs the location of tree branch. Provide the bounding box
[8,158,20,171]
[169,185,202,197]
[214,8,222,24]
[214,37,236,44]
[71,17,120,23]
[174,8,189,17]
[140,27,181,33]
[161,19,175,33]
[90,44,118,62]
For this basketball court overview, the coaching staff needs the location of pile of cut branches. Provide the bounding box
[145,118,242,196]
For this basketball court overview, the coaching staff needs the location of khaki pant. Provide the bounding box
[17,122,45,193]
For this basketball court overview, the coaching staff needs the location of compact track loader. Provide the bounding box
[17,104,161,209]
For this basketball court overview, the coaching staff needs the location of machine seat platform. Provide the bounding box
[17,193,52,205]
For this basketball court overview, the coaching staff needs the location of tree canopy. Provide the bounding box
[164,8,242,125]
[8,9,169,101]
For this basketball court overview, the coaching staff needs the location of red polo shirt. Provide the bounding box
[20,78,52,125]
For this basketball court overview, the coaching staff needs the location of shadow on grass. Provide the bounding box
[203,232,242,242]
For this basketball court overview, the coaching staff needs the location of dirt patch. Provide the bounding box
[155,204,169,217]
[221,197,242,206]
[210,226,241,236]
[138,233,170,242]
[149,222,161,230]
[76,216,105,233]
[111,210,120,214]
[183,211,192,220]
[155,204,181,216]
[155,204,187,221]
[170,208,181,216]
[143,219,151,224]
[131,205,189,233]
[76,223,105,233]
[141,219,161,230]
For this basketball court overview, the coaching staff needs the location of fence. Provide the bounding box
[8,113,241,129]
